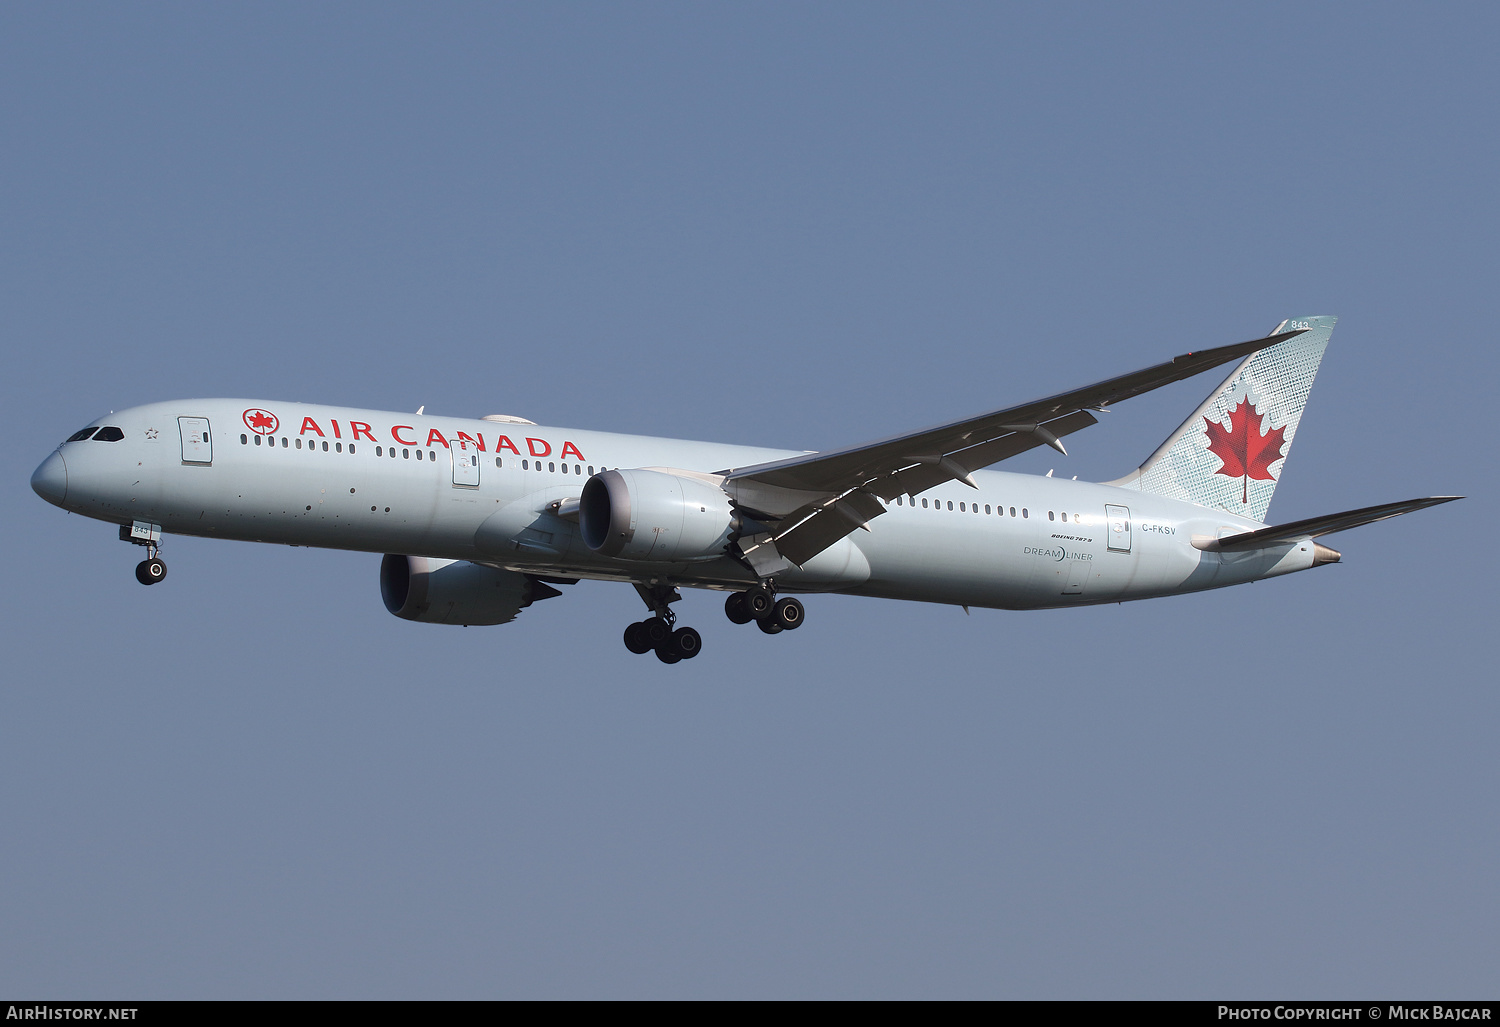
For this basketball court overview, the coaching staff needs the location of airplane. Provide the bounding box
[30,315,1458,664]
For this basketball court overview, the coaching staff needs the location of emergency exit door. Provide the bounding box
[451,438,480,487]
[178,417,212,465]
[1105,504,1131,552]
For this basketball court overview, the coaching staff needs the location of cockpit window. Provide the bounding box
[93,426,125,442]
[66,427,99,443]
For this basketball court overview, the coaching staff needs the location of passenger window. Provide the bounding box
[1048,511,1055,521]
[575,464,582,475]
[947,501,953,511]
[322,441,329,452]
[588,466,594,475]
[548,462,555,473]
[349,444,355,454]
[376,446,383,456]
[281,437,287,448]
[1022,508,1029,518]
[254,435,262,446]
[67,427,99,443]
[984,505,991,514]
[93,427,125,442]
[959,502,966,512]
[896,496,903,506]
[495,457,502,468]
[240,434,248,445]
[921,498,928,508]
[403,448,410,459]
[522,459,529,470]
[1010,507,1016,517]
[296,438,302,449]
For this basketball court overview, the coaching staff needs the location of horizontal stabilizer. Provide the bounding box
[1210,496,1462,551]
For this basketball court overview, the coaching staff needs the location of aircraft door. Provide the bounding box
[178,417,212,465]
[451,437,480,487]
[1105,504,1131,552]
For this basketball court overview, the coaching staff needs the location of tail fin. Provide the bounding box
[1108,315,1336,523]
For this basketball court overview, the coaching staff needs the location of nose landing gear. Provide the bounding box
[120,521,167,586]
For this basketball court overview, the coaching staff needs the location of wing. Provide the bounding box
[721,326,1309,571]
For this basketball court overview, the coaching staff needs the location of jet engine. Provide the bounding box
[380,555,555,625]
[579,468,735,562]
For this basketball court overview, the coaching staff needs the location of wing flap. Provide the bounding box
[773,489,888,566]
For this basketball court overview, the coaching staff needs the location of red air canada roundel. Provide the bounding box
[243,408,279,435]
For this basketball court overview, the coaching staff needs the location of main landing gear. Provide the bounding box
[623,583,702,664]
[620,582,805,663]
[120,523,167,586]
[724,583,804,635]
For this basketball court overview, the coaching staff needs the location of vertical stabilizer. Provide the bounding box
[1108,316,1336,523]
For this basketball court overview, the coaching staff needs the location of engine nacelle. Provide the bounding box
[579,468,735,562]
[380,555,542,625]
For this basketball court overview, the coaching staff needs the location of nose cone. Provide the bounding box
[31,450,67,507]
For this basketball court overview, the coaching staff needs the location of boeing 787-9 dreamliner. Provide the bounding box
[31,316,1458,663]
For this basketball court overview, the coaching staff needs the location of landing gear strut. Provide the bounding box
[725,582,804,634]
[623,583,703,663]
[120,523,167,586]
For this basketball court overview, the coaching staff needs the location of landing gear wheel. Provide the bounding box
[757,617,784,635]
[623,621,653,654]
[670,626,702,659]
[655,646,683,664]
[771,596,804,630]
[743,585,775,621]
[135,558,167,586]
[725,592,753,625]
[642,617,672,648]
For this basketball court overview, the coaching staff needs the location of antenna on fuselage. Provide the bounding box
[416,406,425,415]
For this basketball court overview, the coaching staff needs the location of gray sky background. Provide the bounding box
[1,3,1494,998]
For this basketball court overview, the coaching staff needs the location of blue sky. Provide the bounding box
[2,3,1494,998]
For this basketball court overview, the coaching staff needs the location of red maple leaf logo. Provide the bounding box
[1204,397,1287,505]
[243,409,278,434]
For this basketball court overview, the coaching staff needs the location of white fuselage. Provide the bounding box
[34,399,1321,610]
